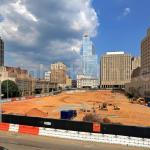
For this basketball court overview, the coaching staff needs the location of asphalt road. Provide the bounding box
[0,131,147,150]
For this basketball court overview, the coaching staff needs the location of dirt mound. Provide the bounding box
[25,108,48,118]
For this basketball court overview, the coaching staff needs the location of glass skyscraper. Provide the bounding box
[81,34,98,78]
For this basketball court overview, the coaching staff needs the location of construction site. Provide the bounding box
[2,90,150,127]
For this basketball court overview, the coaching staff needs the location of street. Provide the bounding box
[0,131,147,150]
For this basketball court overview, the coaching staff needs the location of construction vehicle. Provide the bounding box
[129,97,146,105]
[113,105,120,110]
[100,103,108,111]
[129,98,137,104]
[137,98,146,105]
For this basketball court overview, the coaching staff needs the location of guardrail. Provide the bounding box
[0,123,149,148]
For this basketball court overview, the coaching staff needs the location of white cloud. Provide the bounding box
[0,0,39,45]
[123,8,131,16]
[11,0,38,22]
[0,0,99,75]
[117,7,131,20]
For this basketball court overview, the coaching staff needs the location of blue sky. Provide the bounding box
[92,0,150,57]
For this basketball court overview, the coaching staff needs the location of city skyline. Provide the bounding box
[0,0,150,73]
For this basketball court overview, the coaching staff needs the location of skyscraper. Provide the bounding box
[125,27,150,98]
[0,37,4,66]
[141,27,150,75]
[81,34,98,78]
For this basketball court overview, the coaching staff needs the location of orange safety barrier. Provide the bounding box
[19,125,39,135]
[0,123,10,131]
[93,123,101,132]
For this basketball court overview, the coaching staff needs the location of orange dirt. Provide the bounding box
[2,90,150,127]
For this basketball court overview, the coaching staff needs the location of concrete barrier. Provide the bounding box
[19,125,39,135]
[0,123,10,131]
[0,123,149,148]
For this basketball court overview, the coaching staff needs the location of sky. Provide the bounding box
[93,0,150,57]
[0,0,150,77]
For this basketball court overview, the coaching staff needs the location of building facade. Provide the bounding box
[0,66,57,96]
[77,75,99,89]
[0,37,4,66]
[125,28,150,98]
[66,75,72,88]
[141,27,150,75]
[131,56,141,72]
[101,52,131,89]
[44,71,51,81]
[81,34,98,78]
[50,62,67,87]
[72,80,77,88]
[0,66,33,96]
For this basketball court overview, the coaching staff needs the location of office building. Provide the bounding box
[72,80,77,88]
[0,37,4,66]
[131,57,141,72]
[50,62,67,87]
[81,34,98,78]
[141,27,150,75]
[101,52,131,89]
[44,71,51,81]
[66,75,72,88]
[77,75,99,89]
[0,66,57,96]
[0,66,33,96]
[125,27,150,98]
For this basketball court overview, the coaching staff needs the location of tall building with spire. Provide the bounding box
[81,34,98,78]
[0,37,4,66]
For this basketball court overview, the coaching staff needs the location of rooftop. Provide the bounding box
[106,51,125,55]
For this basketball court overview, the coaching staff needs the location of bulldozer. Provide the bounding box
[100,103,108,111]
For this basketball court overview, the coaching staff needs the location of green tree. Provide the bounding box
[1,80,21,98]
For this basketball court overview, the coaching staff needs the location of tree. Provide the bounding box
[1,80,21,98]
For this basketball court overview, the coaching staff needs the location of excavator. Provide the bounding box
[130,97,146,105]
